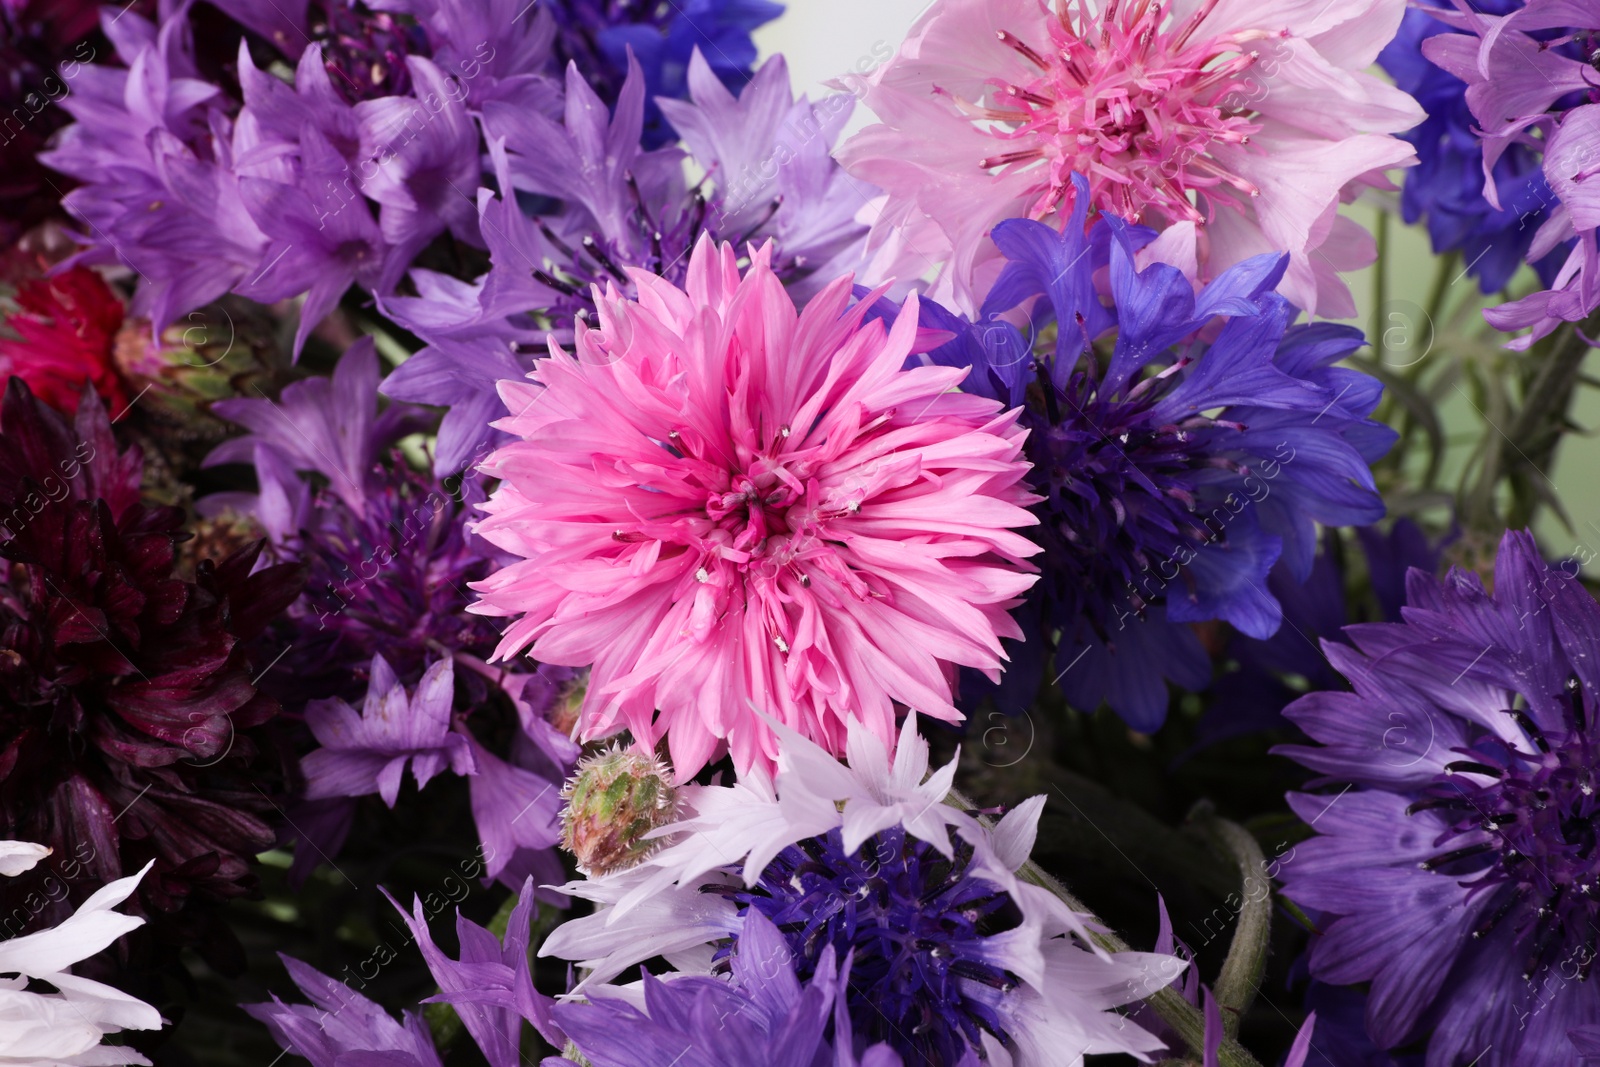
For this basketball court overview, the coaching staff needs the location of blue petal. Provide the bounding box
[1192,252,1289,320]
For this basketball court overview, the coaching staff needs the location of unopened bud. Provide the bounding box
[548,670,587,738]
[559,746,679,877]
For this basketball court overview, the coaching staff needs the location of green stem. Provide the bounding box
[1463,319,1596,531]
[1422,249,1457,334]
[1504,323,1593,529]
[1195,812,1272,1039]
[1372,210,1389,338]
[946,789,1265,1067]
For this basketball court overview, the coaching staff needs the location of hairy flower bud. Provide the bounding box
[559,747,679,877]
[549,671,587,739]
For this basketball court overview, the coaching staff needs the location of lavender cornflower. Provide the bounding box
[1418,0,1600,347]
[382,49,872,474]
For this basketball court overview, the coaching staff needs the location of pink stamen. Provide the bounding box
[979,0,1265,228]
[997,29,1049,69]
[980,148,1047,170]
[1006,84,1056,108]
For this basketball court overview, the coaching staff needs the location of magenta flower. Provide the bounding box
[836,0,1422,317]
[470,237,1040,778]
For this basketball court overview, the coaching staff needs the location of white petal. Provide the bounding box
[990,796,1047,871]
[0,861,152,978]
[0,842,50,878]
[541,886,738,989]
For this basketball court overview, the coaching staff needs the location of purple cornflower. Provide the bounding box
[1276,530,1600,1064]
[1418,0,1600,347]
[235,127,388,356]
[301,654,475,806]
[353,55,482,285]
[44,9,269,334]
[917,178,1394,730]
[245,955,446,1067]
[370,0,561,109]
[203,342,576,887]
[253,878,895,1067]
[204,340,487,692]
[248,877,558,1067]
[315,3,434,102]
[1376,0,1567,294]
[41,2,549,354]
[391,875,563,1060]
[382,49,872,474]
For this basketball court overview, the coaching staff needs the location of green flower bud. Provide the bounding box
[559,746,679,877]
[549,670,587,738]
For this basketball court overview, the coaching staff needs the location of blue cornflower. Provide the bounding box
[540,717,1180,1066]
[728,826,1022,1065]
[927,176,1394,731]
[555,910,909,1067]
[545,0,783,148]
[1277,530,1600,1065]
[1199,521,1447,750]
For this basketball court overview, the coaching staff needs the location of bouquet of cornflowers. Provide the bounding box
[5,0,1600,1063]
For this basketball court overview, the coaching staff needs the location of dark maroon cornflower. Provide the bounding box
[0,0,110,241]
[0,376,303,951]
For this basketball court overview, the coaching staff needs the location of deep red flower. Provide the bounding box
[0,266,128,415]
[0,376,304,954]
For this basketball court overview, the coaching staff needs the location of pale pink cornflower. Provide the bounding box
[836,0,1423,317]
[470,235,1040,779]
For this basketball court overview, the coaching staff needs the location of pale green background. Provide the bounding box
[753,1,1600,564]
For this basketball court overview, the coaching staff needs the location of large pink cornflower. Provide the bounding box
[837,0,1423,317]
[470,236,1040,779]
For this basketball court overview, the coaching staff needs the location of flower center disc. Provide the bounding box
[973,0,1265,225]
[724,828,1025,1063]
